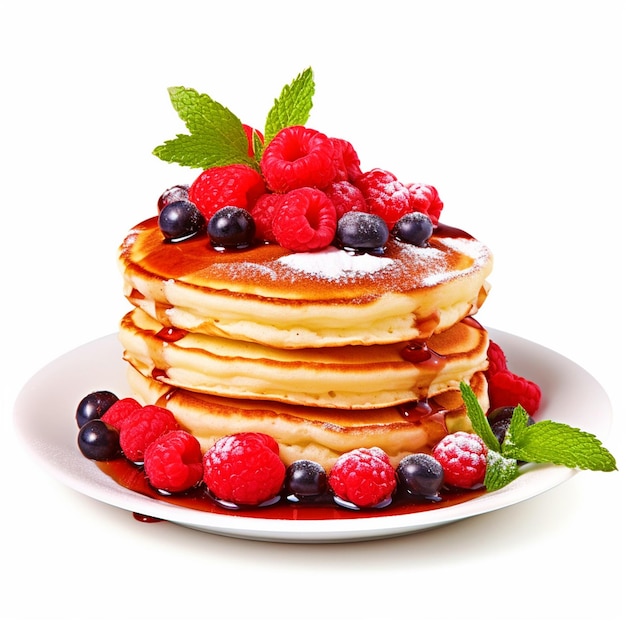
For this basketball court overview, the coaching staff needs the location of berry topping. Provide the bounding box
[485,340,541,415]
[331,137,363,182]
[271,187,337,252]
[391,211,434,247]
[354,169,411,229]
[118,405,179,463]
[324,181,367,219]
[158,200,206,242]
[488,369,542,416]
[432,432,488,490]
[242,124,264,157]
[284,459,328,501]
[406,183,444,226]
[328,447,397,508]
[144,430,204,494]
[249,193,282,243]
[486,340,508,377]
[157,184,190,212]
[396,453,444,501]
[77,420,121,461]
[207,206,256,249]
[203,432,286,507]
[260,126,339,193]
[100,397,141,429]
[189,164,266,220]
[75,390,119,428]
[335,211,389,254]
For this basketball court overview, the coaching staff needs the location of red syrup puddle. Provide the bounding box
[97,458,485,524]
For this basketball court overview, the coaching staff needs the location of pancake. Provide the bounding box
[119,217,493,349]
[126,364,490,470]
[120,309,489,409]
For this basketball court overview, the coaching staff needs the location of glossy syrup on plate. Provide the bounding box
[97,457,484,523]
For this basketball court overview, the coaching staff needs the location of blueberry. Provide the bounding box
[335,211,389,254]
[284,460,328,501]
[207,206,255,249]
[396,453,444,500]
[158,200,206,241]
[391,212,433,247]
[157,184,190,212]
[77,419,121,461]
[75,391,119,428]
[488,406,535,444]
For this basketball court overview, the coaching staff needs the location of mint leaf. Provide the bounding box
[506,404,531,445]
[485,450,520,491]
[460,381,501,452]
[264,67,315,146]
[153,86,256,169]
[502,419,618,471]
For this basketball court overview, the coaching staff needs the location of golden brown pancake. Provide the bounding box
[119,218,492,349]
[126,364,489,470]
[120,309,489,409]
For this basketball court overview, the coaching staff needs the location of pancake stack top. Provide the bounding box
[118,69,497,470]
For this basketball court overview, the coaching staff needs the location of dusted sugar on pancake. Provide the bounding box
[120,218,492,348]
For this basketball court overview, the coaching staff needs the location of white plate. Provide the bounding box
[13,329,612,543]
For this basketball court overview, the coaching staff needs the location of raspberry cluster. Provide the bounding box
[484,340,542,416]
[181,124,443,252]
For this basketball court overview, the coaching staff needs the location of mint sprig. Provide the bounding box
[153,68,315,170]
[153,86,256,170]
[264,67,315,145]
[460,381,617,491]
[485,450,520,491]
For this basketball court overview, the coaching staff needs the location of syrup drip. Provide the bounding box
[401,342,432,363]
[155,326,188,342]
[133,512,164,523]
[396,399,449,441]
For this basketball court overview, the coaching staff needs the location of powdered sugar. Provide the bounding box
[277,246,394,278]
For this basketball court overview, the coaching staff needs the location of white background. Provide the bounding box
[1,1,624,624]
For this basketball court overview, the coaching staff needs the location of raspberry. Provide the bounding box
[189,164,266,220]
[249,193,282,242]
[486,340,508,378]
[272,187,337,251]
[354,169,411,229]
[101,397,141,429]
[260,126,339,193]
[331,137,362,182]
[432,432,488,489]
[242,124,263,157]
[324,181,367,219]
[203,432,286,506]
[144,430,204,493]
[118,405,179,463]
[488,369,542,416]
[485,340,542,415]
[406,183,444,226]
[328,447,397,508]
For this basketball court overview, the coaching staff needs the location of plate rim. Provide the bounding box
[12,328,612,543]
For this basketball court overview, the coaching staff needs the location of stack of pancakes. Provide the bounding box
[118,217,494,469]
